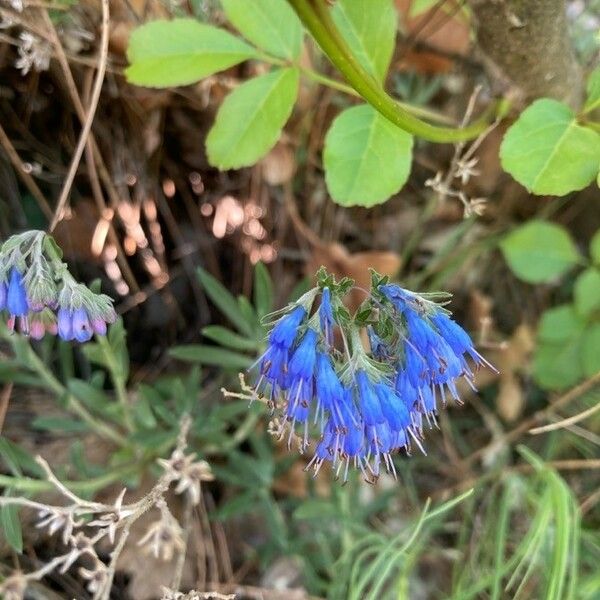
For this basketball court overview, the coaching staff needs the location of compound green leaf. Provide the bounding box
[500,220,580,283]
[331,0,397,82]
[582,323,600,376]
[500,99,600,195]
[207,67,299,169]
[590,230,600,266]
[126,18,258,88]
[574,268,600,317]
[533,338,583,390]
[584,67,600,113]
[324,104,413,207]
[220,0,302,59]
[538,305,585,343]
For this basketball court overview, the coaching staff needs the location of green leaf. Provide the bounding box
[584,67,600,113]
[533,338,583,390]
[590,230,600,266]
[323,104,413,207]
[582,324,600,376]
[133,394,157,429]
[500,221,580,283]
[169,345,252,369]
[220,0,302,59]
[125,18,258,88]
[197,267,253,335]
[574,268,600,317]
[254,262,273,318]
[207,67,299,169]
[1,498,22,553]
[538,305,585,343]
[500,99,600,195]
[32,417,89,433]
[331,0,397,82]
[214,490,257,520]
[0,437,43,477]
[202,325,260,351]
[68,379,111,408]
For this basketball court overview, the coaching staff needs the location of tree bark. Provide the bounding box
[467,0,583,108]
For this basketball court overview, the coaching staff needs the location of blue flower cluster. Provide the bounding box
[252,278,495,483]
[0,231,116,341]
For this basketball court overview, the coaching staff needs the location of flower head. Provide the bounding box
[248,272,496,484]
[0,231,116,344]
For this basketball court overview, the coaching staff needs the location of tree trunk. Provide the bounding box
[467,0,583,108]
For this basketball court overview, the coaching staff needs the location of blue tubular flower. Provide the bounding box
[269,306,306,349]
[7,269,28,317]
[0,280,7,310]
[57,308,74,341]
[72,308,93,342]
[356,371,384,425]
[403,343,428,389]
[288,328,318,383]
[368,326,390,361]
[319,287,335,346]
[379,283,414,311]
[375,382,411,432]
[315,352,344,422]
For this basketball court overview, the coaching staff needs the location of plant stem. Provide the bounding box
[287,0,502,142]
[96,334,134,432]
[24,343,128,446]
[259,48,455,125]
[0,462,138,494]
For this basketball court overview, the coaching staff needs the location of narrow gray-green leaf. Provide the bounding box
[1,500,23,553]
[500,98,600,195]
[331,0,397,82]
[197,267,252,335]
[206,68,299,169]
[202,325,260,351]
[169,345,252,369]
[126,18,258,88]
[500,220,580,283]
[220,0,302,59]
[324,104,413,207]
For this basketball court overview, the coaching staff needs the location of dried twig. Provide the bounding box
[48,0,109,231]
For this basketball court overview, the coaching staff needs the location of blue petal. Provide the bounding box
[7,269,28,316]
[375,383,411,432]
[356,371,384,426]
[269,306,306,349]
[72,308,93,342]
[57,308,74,341]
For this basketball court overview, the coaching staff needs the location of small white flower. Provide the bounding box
[15,31,51,75]
[158,450,214,505]
[87,488,135,544]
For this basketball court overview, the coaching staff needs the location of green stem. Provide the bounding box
[259,46,455,125]
[96,334,134,432]
[22,343,127,447]
[0,462,139,494]
[287,0,501,142]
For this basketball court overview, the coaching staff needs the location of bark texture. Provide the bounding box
[467,0,582,108]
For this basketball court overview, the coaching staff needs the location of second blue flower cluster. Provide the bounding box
[252,277,495,483]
